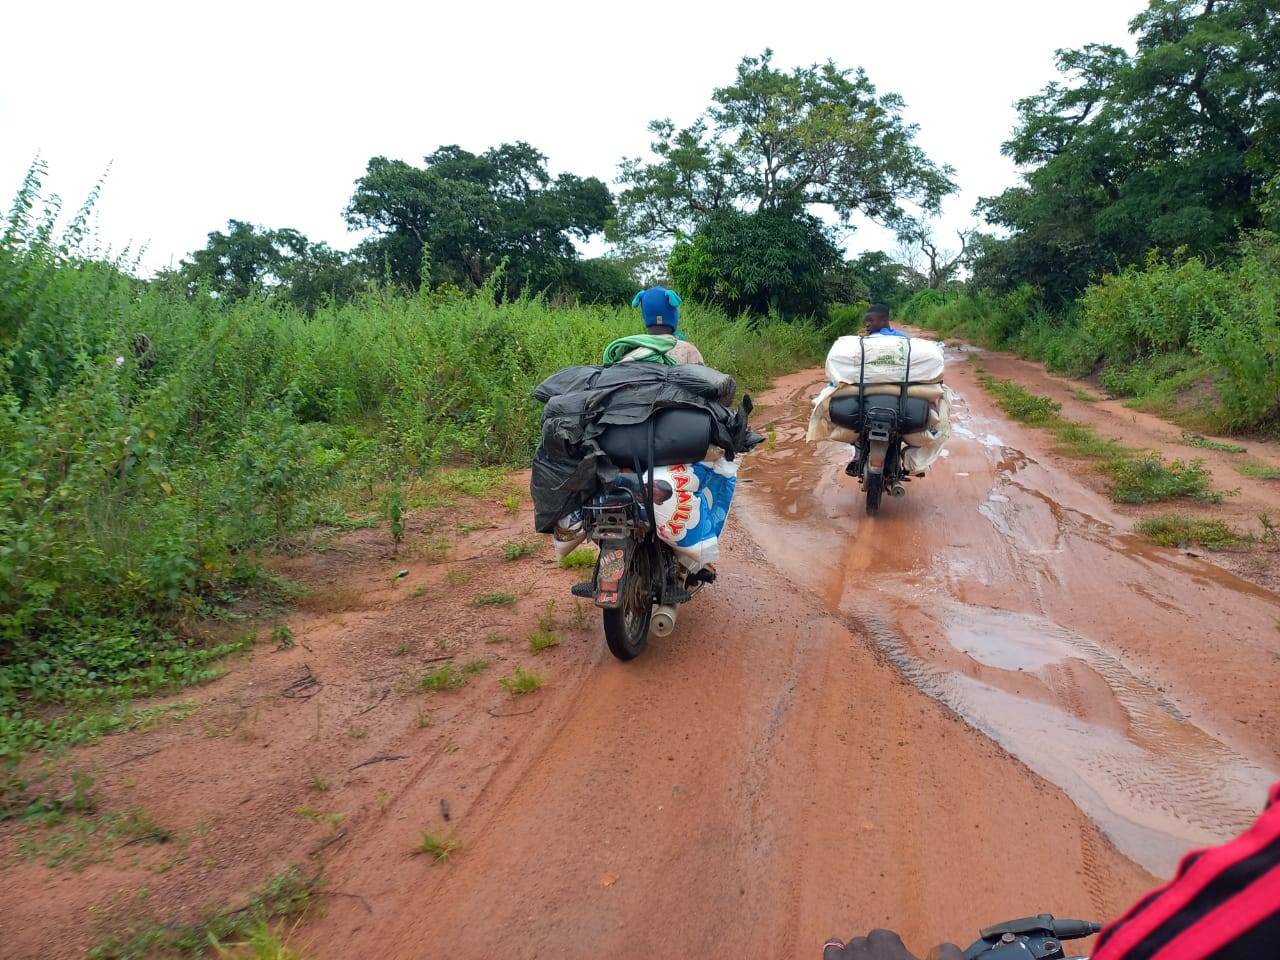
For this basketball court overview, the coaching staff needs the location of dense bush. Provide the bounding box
[907,233,1280,432]
[0,174,830,757]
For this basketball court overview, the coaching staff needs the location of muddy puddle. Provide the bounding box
[739,370,1280,876]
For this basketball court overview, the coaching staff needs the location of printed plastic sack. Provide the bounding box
[825,336,945,386]
[650,457,740,568]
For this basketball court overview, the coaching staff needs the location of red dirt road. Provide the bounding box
[4,349,1279,959]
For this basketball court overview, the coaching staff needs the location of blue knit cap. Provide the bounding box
[631,286,682,331]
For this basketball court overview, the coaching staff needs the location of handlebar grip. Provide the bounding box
[1052,919,1104,940]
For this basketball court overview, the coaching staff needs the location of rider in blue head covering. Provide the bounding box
[626,287,705,365]
[633,286,682,333]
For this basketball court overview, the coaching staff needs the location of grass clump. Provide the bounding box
[470,592,516,607]
[18,805,171,871]
[211,920,304,959]
[1104,455,1220,504]
[558,547,597,570]
[529,630,560,654]
[529,600,560,652]
[979,376,1063,426]
[306,774,331,792]
[499,667,544,696]
[418,665,468,692]
[418,659,489,692]
[1182,433,1246,454]
[436,467,509,498]
[414,831,461,861]
[1238,458,1280,480]
[502,541,538,561]
[87,865,317,960]
[1135,515,1252,551]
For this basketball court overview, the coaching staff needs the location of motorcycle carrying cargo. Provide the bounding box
[807,337,952,479]
[530,362,759,534]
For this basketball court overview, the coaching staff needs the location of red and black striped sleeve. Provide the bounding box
[1092,782,1280,960]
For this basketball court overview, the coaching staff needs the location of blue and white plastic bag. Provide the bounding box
[650,457,739,568]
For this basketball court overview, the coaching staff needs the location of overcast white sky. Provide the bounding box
[2,0,1146,275]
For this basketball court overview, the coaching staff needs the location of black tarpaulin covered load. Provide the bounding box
[530,363,760,533]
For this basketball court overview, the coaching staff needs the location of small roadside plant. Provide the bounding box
[471,592,516,607]
[1181,433,1246,454]
[980,376,1062,426]
[1238,459,1280,480]
[86,865,317,959]
[558,547,597,570]
[529,630,560,654]
[306,774,332,793]
[418,659,490,692]
[418,665,467,692]
[414,831,461,862]
[500,667,544,697]
[529,600,560,652]
[503,540,537,561]
[386,485,406,555]
[271,624,295,650]
[1134,515,1252,551]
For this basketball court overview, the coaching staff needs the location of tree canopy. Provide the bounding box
[668,207,844,318]
[974,0,1280,302]
[164,220,365,314]
[346,142,615,297]
[617,50,954,243]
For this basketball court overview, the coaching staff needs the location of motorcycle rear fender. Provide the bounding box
[592,538,633,609]
[866,438,890,474]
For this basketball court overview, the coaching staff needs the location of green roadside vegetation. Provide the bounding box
[902,3,1280,437]
[977,376,1222,505]
[1134,515,1253,552]
[85,865,317,959]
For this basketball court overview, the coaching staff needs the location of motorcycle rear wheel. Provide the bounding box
[603,541,655,660]
[865,472,884,516]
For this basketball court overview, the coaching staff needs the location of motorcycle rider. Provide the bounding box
[823,780,1280,959]
[864,303,908,338]
[613,286,706,365]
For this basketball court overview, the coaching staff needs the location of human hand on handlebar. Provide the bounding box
[823,929,963,960]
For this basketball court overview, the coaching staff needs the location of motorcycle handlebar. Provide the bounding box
[964,914,1102,960]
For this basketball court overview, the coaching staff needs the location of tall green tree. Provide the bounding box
[164,220,365,313]
[617,50,954,242]
[975,0,1280,302]
[346,143,614,296]
[668,207,844,318]
[844,250,925,304]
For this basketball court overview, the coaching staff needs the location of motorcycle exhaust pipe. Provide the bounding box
[890,483,907,497]
[650,604,679,638]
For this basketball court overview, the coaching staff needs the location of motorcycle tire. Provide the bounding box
[865,472,884,516]
[603,541,655,660]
